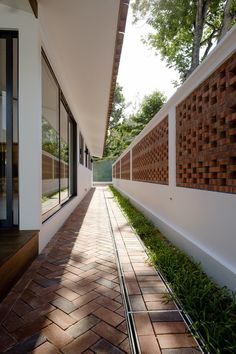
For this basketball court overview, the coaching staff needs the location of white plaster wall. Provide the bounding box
[113,24,236,291]
[0,4,42,230]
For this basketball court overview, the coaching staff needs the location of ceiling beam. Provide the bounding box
[28,0,38,18]
[103,0,130,156]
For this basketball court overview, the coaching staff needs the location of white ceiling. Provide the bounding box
[0,0,32,13]
[38,0,121,157]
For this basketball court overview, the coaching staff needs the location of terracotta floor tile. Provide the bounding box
[146,301,177,311]
[126,281,141,295]
[12,299,33,317]
[93,306,124,327]
[161,348,201,354]
[157,333,198,349]
[150,311,183,323]
[129,295,146,311]
[50,296,79,314]
[153,321,188,335]
[42,323,73,348]
[32,341,60,354]
[143,293,166,302]
[91,338,126,354]
[62,330,100,354]
[70,300,100,321]
[139,335,161,354]
[56,287,80,301]
[66,315,100,338]
[0,326,16,352]
[117,321,128,334]
[94,295,121,311]
[133,313,154,335]
[2,312,25,333]
[93,320,126,345]
[119,338,131,353]
[47,309,77,329]
[7,333,46,353]
[12,317,51,341]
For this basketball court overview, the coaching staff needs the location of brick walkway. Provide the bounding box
[0,189,130,354]
[0,187,201,354]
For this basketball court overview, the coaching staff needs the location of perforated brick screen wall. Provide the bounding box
[115,160,121,179]
[132,117,168,184]
[176,51,236,193]
[121,151,131,180]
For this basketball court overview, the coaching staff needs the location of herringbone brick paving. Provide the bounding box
[0,187,201,353]
[0,189,130,354]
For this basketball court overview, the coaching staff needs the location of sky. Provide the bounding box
[117,2,179,112]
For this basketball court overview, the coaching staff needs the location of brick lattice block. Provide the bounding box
[121,151,131,180]
[176,51,236,193]
[112,165,116,179]
[132,117,168,184]
[114,160,121,179]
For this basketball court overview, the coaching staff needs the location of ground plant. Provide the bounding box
[109,186,236,354]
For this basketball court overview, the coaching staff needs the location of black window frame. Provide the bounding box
[0,30,19,228]
[79,132,84,165]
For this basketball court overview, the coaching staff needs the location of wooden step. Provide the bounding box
[0,230,38,300]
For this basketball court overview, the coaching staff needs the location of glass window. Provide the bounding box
[60,101,69,202]
[79,132,84,165]
[42,54,77,220]
[42,56,60,215]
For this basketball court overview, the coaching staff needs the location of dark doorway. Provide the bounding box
[0,31,18,228]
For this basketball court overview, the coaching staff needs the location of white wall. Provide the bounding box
[113,25,236,291]
[0,4,42,230]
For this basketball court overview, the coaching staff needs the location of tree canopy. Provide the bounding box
[104,85,166,159]
[132,0,236,81]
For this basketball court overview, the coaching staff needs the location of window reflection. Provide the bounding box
[60,101,69,202]
[42,55,76,219]
[42,57,60,215]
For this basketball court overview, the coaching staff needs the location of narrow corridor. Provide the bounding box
[0,188,200,353]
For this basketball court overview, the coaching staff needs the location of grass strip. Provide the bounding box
[109,186,236,354]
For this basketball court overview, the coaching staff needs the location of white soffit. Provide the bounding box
[0,0,32,13]
[38,0,123,157]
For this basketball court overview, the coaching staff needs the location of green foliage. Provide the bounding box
[130,91,166,137]
[42,118,68,162]
[104,86,166,158]
[109,186,236,354]
[132,0,236,81]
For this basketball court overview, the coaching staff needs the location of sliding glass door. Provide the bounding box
[42,54,77,220]
[0,31,18,228]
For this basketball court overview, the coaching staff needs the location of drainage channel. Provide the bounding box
[105,190,209,354]
[104,191,141,354]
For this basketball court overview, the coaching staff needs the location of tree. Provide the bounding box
[104,88,166,158]
[103,83,127,158]
[132,0,236,81]
[130,90,166,137]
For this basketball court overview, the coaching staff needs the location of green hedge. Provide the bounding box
[109,186,236,354]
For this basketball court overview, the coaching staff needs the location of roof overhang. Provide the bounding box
[38,0,129,157]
